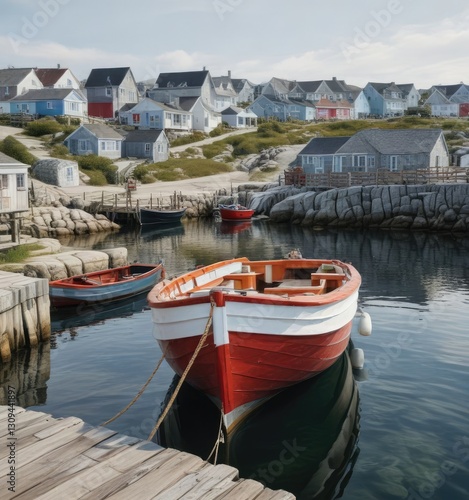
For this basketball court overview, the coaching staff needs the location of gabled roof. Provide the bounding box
[367,82,403,93]
[0,151,25,165]
[231,78,255,90]
[10,88,86,101]
[35,68,68,87]
[0,68,36,86]
[123,129,165,143]
[81,124,124,140]
[85,67,132,87]
[221,106,257,116]
[155,70,209,89]
[432,84,465,98]
[177,96,200,112]
[424,89,452,105]
[264,77,297,95]
[298,137,351,156]
[337,128,444,155]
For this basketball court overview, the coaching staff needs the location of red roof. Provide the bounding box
[35,68,68,87]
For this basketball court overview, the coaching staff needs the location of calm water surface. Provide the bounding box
[1,219,469,499]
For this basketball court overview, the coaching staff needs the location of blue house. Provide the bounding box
[248,95,316,121]
[9,88,87,119]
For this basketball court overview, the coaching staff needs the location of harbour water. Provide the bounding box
[1,218,469,499]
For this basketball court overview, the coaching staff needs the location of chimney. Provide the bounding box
[228,70,231,78]
[57,63,60,69]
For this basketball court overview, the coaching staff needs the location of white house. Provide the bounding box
[221,106,257,128]
[0,152,29,242]
[120,98,192,131]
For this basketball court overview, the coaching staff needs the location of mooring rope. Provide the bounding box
[206,409,224,465]
[147,299,215,441]
[101,348,167,427]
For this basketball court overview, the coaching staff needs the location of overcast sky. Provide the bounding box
[1,0,468,89]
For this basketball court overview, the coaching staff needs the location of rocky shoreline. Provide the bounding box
[250,183,469,232]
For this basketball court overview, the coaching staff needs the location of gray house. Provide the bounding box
[32,159,79,187]
[85,67,139,119]
[297,129,449,174]
[122,130,169,163]
[64,124,124,159]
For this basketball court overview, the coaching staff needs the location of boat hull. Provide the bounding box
[219,207,254,221]
[139,208,186,225]
[50,264,164,308]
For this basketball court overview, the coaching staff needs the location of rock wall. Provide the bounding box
[23,247,128,281]
[23,206,120,238]
[266,184,469,232]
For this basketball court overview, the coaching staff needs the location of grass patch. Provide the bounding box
[0,135,38,165]
[171,131,207,147]
[133,158,233,183]
[0,243,43,263]
[202,142,227,159]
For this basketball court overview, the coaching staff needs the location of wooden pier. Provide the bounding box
[1,406,295,499]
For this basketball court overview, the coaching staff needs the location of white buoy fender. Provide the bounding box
[350,348,365,370]
[358,311,372,336]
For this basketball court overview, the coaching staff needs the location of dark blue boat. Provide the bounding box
[139,207,186,225]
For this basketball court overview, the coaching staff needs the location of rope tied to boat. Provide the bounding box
[147,298,216,442]
[101,347,168,427]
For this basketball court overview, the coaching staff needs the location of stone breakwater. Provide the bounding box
[25,206,120,238]
[254,184,469,232]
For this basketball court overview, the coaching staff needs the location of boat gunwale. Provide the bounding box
[50,263,163,290]
[147,257,361,308]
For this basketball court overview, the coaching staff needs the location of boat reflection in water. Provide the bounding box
[50,292,149,333]
[219,220,252,235]
[158,350,360,499]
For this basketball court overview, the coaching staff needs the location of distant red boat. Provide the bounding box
[148,255,368,432]
[218,204,254,221]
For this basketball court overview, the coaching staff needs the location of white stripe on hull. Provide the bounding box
[151,290,358,342]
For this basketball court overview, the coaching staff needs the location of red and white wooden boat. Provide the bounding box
[148,255,365,431]
[218,204,254,221]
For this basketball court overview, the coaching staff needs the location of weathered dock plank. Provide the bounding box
[2,407,295,499]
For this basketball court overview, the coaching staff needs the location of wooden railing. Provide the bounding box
[284,168,469,188]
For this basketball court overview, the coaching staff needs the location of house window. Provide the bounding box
[16,173,26,190]
[47,102,52,109]
[368,156,375,168]
[1,174,8,189]
[145,143,151,153]
[66,167,74,182]
[132,113,140,124]
[106,87,112,97]
[353,155,366,167]
[67,79,72,87]
[390,156,398,171]
[4,86,9,96]
[115,141,120,150]
[79,140,88,150]
[101,141,106,150]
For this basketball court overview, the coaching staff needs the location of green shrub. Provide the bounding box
[0,135,37,165]
[49,144,71,159]
[25,119,63,137]
[171,132,207,147]
[77,155,117,183]
[202,143,226,159]
[81,168,107,186]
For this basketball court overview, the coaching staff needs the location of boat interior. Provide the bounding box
[158,259,350,300]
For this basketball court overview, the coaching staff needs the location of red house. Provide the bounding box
[315,98,352,120]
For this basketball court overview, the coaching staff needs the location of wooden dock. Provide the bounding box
[0,406,295,499]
